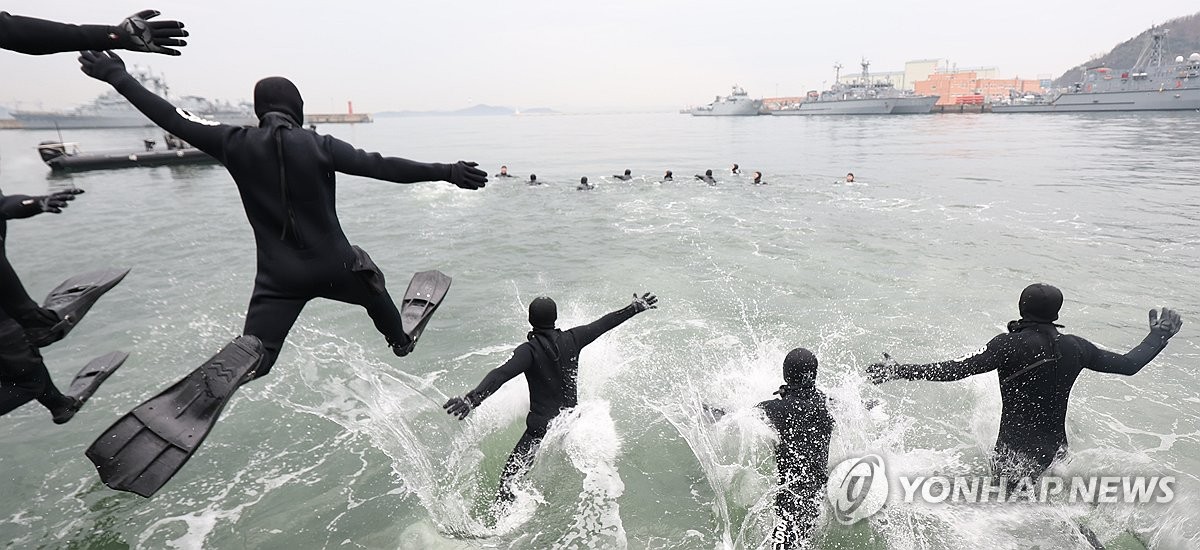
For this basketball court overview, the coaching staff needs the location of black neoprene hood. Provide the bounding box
[1019,283,1064,323]
[253,76,304,125]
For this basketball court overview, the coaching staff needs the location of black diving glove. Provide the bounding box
[1149,307,1183,339]
[865,352,900,384]
[631,292,658,313]
[116,10,188,56]
[35,188,84,214]
[443,396,476,420]
[448,161,487,190]
[78,50,129,84]
[3,189,84,218]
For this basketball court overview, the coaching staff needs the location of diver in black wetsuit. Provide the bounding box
[613,169,632,181]
[731,163,740,175]
[663,170,673,182]
[78,51,487,375]
[695,169,716,185]
[443,293,658,503]
[1,9,184,423]
[577,176,594,191]
[762,348,833,550]
[0,190,91,422]
[527,174,540,186]
[706,348,833,549]
[494,165,514,178]
[867,284,1183,481]
[752,171,766,185]
[1,10,187,56]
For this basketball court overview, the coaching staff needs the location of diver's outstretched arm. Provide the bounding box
[1,10,186,56]
[567,293,658,349]
[867,334,1008,384]
[1083,308,1182,376]
[0,190,84,327]
[78,51,236,158]
[327,138,487,190]
[444,346,534,419]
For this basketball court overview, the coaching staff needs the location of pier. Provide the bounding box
[306,101,372,124]
[305,113,373,124]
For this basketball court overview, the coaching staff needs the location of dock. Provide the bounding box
[306,101,372,124]
[305,113,373,124]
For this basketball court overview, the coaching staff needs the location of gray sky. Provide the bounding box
[2,1,1198,113]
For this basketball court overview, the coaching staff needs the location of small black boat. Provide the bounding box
[38,135,216,172]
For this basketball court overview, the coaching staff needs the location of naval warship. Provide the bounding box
[994,29,1200,113]
[12,68,256,129]
[688,85,762,116]
[772,60,938,116]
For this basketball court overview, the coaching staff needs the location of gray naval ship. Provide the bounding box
[773,60,938,116]
[688,85,762,116]
[995,29,1200,113]
[12,68,256,129]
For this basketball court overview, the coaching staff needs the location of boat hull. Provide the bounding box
[772,98,893,115]
[690,101,762,116]
[993,87,1200,113]
[890,96,939,114]
[13,112,257,129]
[45,149,216,172]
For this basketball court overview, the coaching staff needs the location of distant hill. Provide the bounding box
[1054,11,1200,86]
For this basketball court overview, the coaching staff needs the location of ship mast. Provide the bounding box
[1132,26,1169,71]
[860,58,870,85]
[833,62,843,84]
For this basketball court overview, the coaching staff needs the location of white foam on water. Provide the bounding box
[530,401,629,549]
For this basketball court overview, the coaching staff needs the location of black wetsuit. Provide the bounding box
[0,194,71,416]
[0,11,128,55]
[0,13,137,416]
[109,75,460,375]
[758,386,834,549]
[890,321,1171,479]
[464,305,640,501]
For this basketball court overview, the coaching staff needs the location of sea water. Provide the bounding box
[0,112,1197,549]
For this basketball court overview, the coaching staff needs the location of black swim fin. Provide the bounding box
[86,336,264,497]
[68,351,129,402]
[28,268,130,347]
[393,270,452,356]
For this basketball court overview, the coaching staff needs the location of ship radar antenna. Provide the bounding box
[833,62,843,83]
[860,58,871,84]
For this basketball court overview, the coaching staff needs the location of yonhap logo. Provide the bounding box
[827,455,889,524]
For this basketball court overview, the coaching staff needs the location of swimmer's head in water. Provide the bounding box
[846,172,855,182]
[500,165,508,174]
[783,347,818,387]
[753,171,762,182]
[705,169,713,177]
[253,76,304,125]
[529,296,557,329]
[1019,283,1063,323]
[665,170,673,177]
[732,163,739,171]
[624,169,631,176]
[530,174,537,182]
[580,176,588,184]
